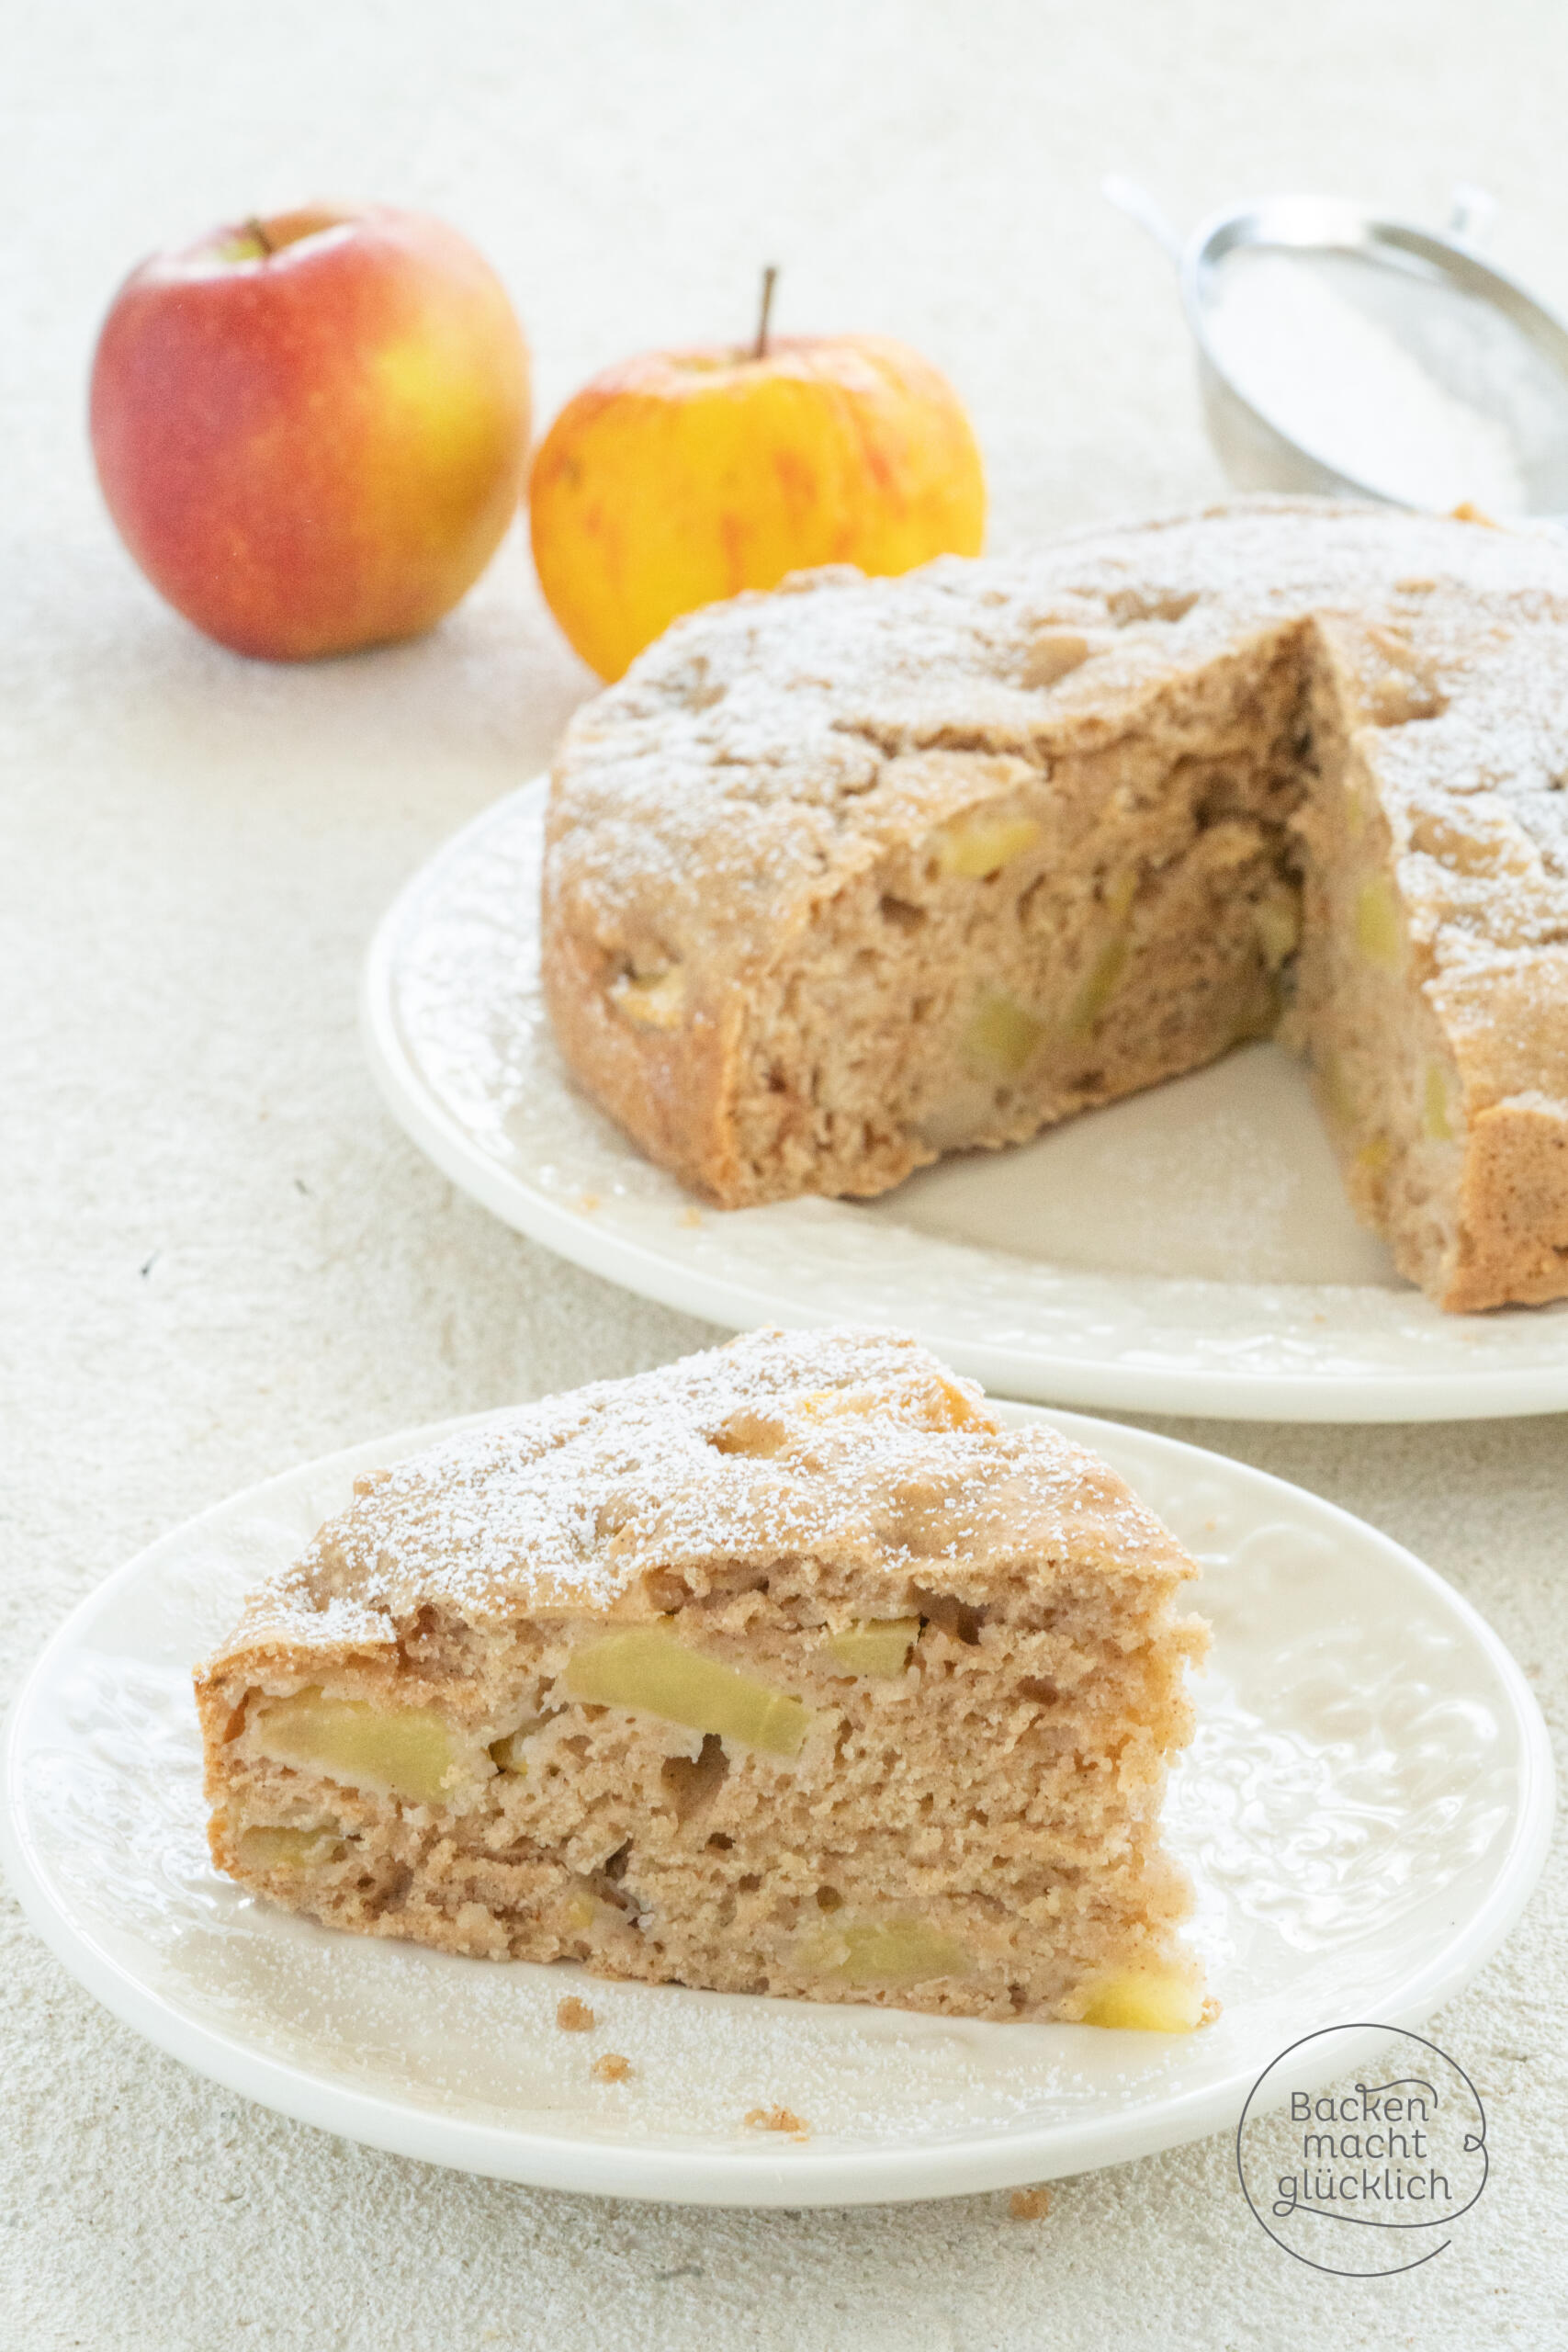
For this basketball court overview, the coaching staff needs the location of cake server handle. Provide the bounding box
[1101,175,1184,266]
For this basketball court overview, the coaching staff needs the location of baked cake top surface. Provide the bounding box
[545,497,1568,1007]
[201,1329,1192,1669]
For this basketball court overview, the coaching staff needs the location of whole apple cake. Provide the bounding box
[541,498,1568,1312]
[197,1329,1210,2028]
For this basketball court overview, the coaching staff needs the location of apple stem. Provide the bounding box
[244,215,275,259]
[753,265,778,360]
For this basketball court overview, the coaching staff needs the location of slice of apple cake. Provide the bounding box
[196,1329,1210,2027]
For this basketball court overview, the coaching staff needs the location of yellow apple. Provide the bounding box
[528,288,985,680]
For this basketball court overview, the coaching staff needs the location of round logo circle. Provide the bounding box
[1236,2025,1488,2276]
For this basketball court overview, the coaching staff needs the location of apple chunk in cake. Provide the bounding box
[196,1329,1210,2027]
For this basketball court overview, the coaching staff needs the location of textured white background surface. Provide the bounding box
[3,3,1566,2346]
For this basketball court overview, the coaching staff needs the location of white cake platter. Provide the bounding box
[361,780,1568,1422]
[0,1401,1551,2209]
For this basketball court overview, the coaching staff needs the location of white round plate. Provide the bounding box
[361,781,1568,1422]
[1,1401,1551,2208]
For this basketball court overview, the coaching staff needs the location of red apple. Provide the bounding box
[89,204,531,660]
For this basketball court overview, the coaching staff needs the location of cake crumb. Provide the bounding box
[1009,2186,1052,2221]
[744,2105,810,2139]
[592,2052,632,2083]
[556,1996,595,2032]
[1199,1995,1223,2028]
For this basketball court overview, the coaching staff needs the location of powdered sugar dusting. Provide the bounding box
[546,498,1568,1005]
[205,1329,1188,1663]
